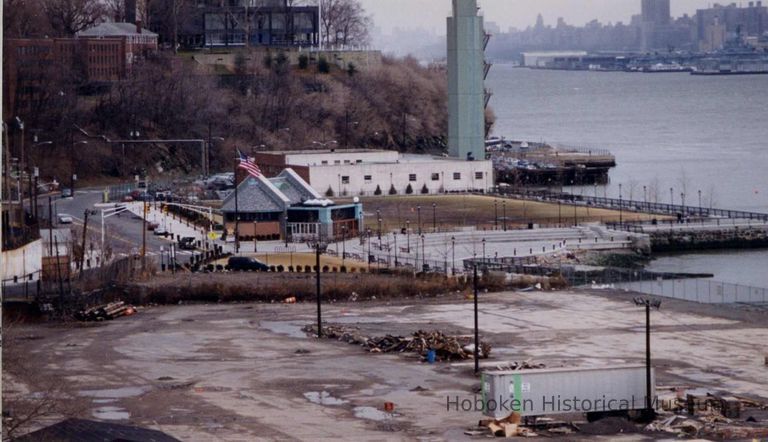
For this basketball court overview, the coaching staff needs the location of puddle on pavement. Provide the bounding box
[353,406,396,421]
[260,321,307,338]
[79,386,149,399]
[304,391,348,406]
[92,406,130,420]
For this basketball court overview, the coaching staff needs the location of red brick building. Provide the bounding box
[3,22,158,117]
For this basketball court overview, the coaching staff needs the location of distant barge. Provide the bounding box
[488,139,616,186]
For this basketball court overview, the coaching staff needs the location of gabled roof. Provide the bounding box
[272,168,321,204]
[221,174,290,213]
[78,22,158,38]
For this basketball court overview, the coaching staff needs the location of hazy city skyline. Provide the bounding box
[361,0,719,34]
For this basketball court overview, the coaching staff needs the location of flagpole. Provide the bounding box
[234,156,240,254]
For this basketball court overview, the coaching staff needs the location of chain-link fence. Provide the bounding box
[615,278,768,305]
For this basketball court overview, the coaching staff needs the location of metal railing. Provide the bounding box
[495,188,768,221]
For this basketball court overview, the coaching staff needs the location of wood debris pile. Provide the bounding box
[490,360,546,371]
[303,325,491,361]
[645,392,768,439]
[74,301,136,321]
[470,413,539,438]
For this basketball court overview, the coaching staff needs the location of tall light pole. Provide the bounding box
[421,234,426,270]
[681,192,686,216]
[669,187,674,206]
[315,240,328,338]
[482,238,486,266]
[619,183,623,226]
[432,202,437,232]
[502,200,507,231]
[406,219,410,253]
[634,297,661,420]
[473,264,480,374]
[417,205,422,235]
[643,185,648,204]
[698,189,702,212]
[494,199,498,230]
[451,236,456,275]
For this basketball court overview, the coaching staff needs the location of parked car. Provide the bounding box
[153,227,168,237]
[61,188,73,198]
[227,257,269,272]
[57,213,73,224]
[178,236,197,250]
[147,222,159,231]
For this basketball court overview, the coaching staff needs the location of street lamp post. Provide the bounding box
[634,297,661,420]
[432,202,436,232]
[482,238,486,267]
[681,192,686,217]
[421,234,426,270]
[341,225,347,268]
[417,205,421,235]
[698,190,702,214]
[669,187,674,206]
[376,209,381,239]
[619,183,623,226]
[643,185,647,205]
[502,200,507,231]
[494,200,498,230]
[393,232,398,266]
[406,219,410,253]
[451,236,456,275]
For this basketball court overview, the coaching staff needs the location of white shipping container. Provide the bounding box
[481,365,654,419]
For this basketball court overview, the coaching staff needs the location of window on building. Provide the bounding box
[364,175,372,182]
[409,174,417,182]
[334,160,341,165]
[344,160,350,164]
[431,173,440,181]
[341,176,350,184]
[321,160,328,165]
[453,172,461,180]
[356,159,363,164]
[475,172,484,180]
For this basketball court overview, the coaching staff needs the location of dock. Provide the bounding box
[489,141,616,186]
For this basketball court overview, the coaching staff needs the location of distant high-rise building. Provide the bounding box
[447,0,487,162]
[641,0,672,50]
[642,0,671,26]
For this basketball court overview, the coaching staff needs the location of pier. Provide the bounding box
[490,141,616,186]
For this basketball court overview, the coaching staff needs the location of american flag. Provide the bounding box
[237,149,262,178]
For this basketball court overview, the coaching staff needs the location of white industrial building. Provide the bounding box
[253,149,494,197]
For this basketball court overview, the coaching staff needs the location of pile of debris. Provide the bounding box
[646,390,768,438]
[490,360,546,371]
[466,413,539,438]
[74,301,136,322]
[303,325,492,361]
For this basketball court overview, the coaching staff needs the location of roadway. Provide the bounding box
[52,188,196,262]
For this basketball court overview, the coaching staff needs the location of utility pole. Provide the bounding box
[473,264,480,374]
[316,242,323,338]
[634,297,661,420]
[80,210,90,273]
[234,161,240,254]
[48,197,54,255]
[141,200,148,269]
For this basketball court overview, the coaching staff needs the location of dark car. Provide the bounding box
[227,257,269,272]
[178,236,197,250]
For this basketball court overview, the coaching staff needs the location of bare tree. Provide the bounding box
[319,0,371,47]
[3,0,51,37]
[42,0,107,36]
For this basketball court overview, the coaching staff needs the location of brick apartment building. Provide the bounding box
[3,22,158,116]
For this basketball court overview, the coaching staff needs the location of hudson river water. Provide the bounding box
[487,66,768,287]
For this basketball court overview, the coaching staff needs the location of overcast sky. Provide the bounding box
[359,0,718,34]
